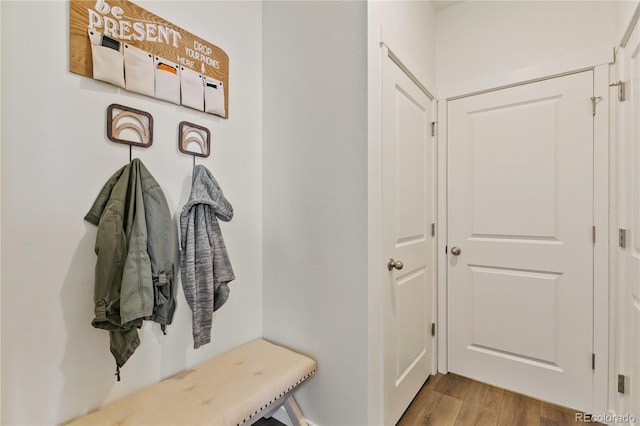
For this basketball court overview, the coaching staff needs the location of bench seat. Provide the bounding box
[67,338,316,426]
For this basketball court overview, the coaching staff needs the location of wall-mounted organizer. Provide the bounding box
[179,121,210,158]
[107,104,153,147]
[70,0,230,118]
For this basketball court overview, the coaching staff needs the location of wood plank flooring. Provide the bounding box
[397,373,603,426]
[254,417,286,426]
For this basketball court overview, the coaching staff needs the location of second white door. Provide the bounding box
[448,71,594,412]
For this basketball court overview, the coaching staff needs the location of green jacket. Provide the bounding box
[85,159,175,370]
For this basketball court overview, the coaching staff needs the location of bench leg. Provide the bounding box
[283,395,307,426]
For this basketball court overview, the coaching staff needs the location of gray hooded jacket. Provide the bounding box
[180,165,235,349]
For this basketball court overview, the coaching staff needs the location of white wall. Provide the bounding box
[369,1,436,90]
[367,2,437,424]
[262,2,369,425]
[0,1,263,424]
[436,0,616,98]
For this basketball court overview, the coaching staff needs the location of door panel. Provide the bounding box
[383,53,435,425]
[448,71,594,412]
[470,266,559,364]
[470,97,559,238]
[396,268,428,377]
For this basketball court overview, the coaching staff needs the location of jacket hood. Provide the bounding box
[182,165,233,221]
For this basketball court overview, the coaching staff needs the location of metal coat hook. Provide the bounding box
[178,121,210,158]
[107,104,153,148]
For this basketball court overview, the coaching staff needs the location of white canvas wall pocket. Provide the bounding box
[204,77,226,117]
[154,57,180,105]
[180,67,204,111]
[88,29,125,88]
[124,44,155,98]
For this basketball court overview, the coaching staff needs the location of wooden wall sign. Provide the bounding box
[70,0,229,118]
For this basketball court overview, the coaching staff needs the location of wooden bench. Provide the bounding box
[66,339,317,426]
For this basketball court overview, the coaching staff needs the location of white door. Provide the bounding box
[448,71,594,412]
[382,52,436,425]
[619,22,640,423]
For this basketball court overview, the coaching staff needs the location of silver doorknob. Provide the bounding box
[387,258,404,271]
[450,246,462,256]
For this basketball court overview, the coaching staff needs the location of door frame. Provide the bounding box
[437,64,610,414]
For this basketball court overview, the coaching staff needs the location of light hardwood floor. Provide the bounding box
[397,373,603,426]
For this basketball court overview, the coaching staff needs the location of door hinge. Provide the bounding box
[431,223,436,237]
[590,96,602,116]
[431,122,438,137]
[592,353,596,370]
[618,374,626,394]
[619,228,627,248]
[592,226,596,244]
[610,80,626,102]
[431,323,436,337]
